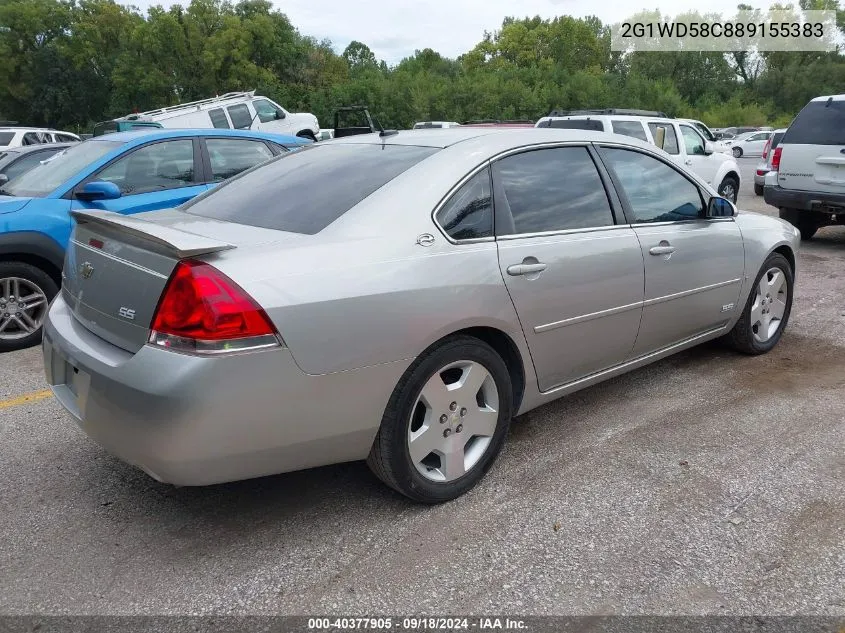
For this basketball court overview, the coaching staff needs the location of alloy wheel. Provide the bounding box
[407,360,499,483]
[0,277,49,341]
[750,267,788,344]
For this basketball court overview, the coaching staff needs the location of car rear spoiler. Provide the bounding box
[70,209,236,259]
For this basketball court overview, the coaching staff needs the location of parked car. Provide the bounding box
[764,94,845,240]
[0,127,80,148]
[535,110,742,201]
[113,91,320,141]
[754,128,787,196]
[42,128,799,503]
[92,118,163,137]
[0,143,72,185]
[724,130,772,158]
[0,128,310,352]
[718,126,760,138]
[413,121,462,129]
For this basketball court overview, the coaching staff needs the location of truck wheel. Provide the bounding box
[0,261,58,353]
[754,183,764,196]
[779,208,824,241]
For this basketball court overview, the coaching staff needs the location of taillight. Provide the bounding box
[148,259,281,355]
[762,139,771,158]
[771,146,782,170]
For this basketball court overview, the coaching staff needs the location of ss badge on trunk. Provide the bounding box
[118,307,136,320]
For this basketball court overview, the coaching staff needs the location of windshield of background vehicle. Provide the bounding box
[1,140,122,198]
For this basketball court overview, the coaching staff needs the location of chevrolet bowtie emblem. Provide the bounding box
[80,262,95,279]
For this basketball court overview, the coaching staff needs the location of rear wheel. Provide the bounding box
[367,335,513,503]
[0,262,58,353]
[725,252,793,355]
[754,183,764,196]
[297,131,317,142]
[779,208,825,240]
[732,146,743,158]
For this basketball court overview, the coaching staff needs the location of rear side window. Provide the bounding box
[182,143,440,235]
[208,108,230,129]
[227,104,253,130]
[0,132,14,146]
[205,138,275,181]
[648,123,679,154]
[783,100,845,145]
[538,119,604,131]
[493,147,614,235]
[436,168,493,240]
[771,132,785,149]
[610,120,648,141]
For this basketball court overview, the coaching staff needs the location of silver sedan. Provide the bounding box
[42,128,800,503]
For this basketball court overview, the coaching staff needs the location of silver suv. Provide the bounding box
[764,95,845,240]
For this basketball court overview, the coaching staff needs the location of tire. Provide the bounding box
[718,176,739,203]
[754,183,764,196]
[297,131,317,142]
[367,334,513,503]
[779,208,823,241]
[732,146,743,158]
[724,252,793,355]
[0,261,58,353]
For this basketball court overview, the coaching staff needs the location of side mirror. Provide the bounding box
[275,110,285,120]
[706,195,736,218]
[0,174,8,187]
[653,126,666,150]
[75,181,121,201]
[703,141,714,155]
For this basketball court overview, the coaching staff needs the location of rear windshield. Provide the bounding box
[182,143,440,234]
[93,121,118,136]
[783,100,845,145]
[1,140,122,197]
[537,119,604,131]
[0,132,15,146]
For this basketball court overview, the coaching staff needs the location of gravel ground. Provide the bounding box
[1,158,844,616]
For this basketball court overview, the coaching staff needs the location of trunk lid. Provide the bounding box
[63,210,236,353]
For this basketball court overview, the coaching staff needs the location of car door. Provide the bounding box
[743,132,769,157]
[678,123,720,186]
[596,144,745,357]
[251,98,290,134]
[199,137,279,191]
[492,145,645,392]
[70,137,208,215]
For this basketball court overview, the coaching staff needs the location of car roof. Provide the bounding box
[323,127,659,151]
[810,94,845,102]
[90,128,308,145]
[0,142,72,156]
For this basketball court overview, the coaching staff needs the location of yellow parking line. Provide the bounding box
[0,389,53,410]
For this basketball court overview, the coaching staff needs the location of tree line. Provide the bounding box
[1,0,844,133]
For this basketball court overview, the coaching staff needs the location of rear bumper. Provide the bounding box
[764,184,845,214]
[754,166,769,186]
[42,295,408,486]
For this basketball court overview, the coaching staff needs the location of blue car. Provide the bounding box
[0,128,311,351]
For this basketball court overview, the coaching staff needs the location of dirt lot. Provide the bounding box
[1,158,844,615]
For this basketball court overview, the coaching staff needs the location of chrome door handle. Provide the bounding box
[649,245,676,256]
[507,263,547,275]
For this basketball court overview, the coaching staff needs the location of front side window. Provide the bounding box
[680,125,706,156]
[227,104,253,129]
[610,120,648,141]
[205,138,275,182]
[208,108,230,129]
[648,123,679,155]
[252,99,284,123]
[599,147,704,223]
[1,140,121,197]
[436,168,493,240]
[96,139,195,195]
[493,147,614,235]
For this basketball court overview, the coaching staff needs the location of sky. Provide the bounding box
[130,0,778,65]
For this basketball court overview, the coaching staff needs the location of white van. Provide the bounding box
[117,91,320,141]
[0,127,81,148]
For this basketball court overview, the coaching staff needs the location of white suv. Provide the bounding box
[764,94,845,240]
[536,110,742,201]
[0,127,81,148]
